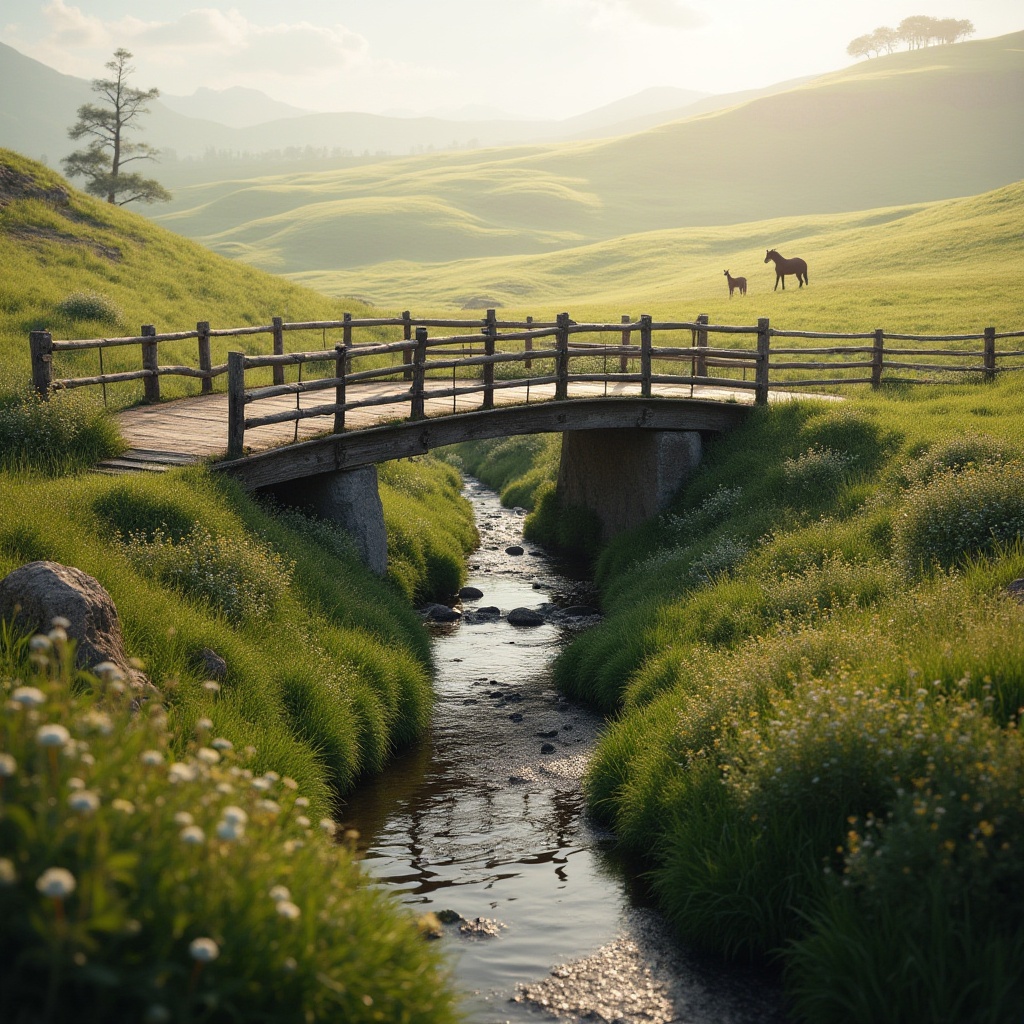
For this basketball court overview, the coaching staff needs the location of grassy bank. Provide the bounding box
[461,374,1024,1022]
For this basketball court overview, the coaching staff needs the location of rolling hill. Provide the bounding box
[150,31,1024,278]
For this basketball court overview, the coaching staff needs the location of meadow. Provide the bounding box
[0,149,478,1022]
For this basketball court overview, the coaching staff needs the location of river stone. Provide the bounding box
[561,605,600,618]
[505,545,525,556]
[0,560,148,689]
[459,586,484,600]
[422,603,462,622]
[541,742,556,754]
[1006,578,1024,603]
[507,607,545,626]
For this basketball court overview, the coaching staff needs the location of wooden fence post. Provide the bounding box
[342,313,353,374]
[640,315,652,398]
[695,313,708,379]
[227,351,246,458]
[755,317,770,405]
[525,315,533,370]
[984,326,996,381]
[555,313,570,401]
[402,310,413,382]
[483,308,496,410]
[411,327,428,420]
[334,344,346,433]
[29,330,53,398]
[272,317,285,386]
[197,321,212,395]
[620,314,631,373]
[141,325,160,403]
[872,328,884,387]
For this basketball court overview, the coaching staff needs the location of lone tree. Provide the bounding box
[62,49,171,206]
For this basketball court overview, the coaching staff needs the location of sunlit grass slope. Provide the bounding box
[0,149,376,403]
[295,179,1024,333]
[153,32,1024,275]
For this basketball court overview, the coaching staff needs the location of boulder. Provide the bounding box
[198,647,228,680]
[1006,579,1024,603]
[0,561,147,689]
[422,603,462,623]
[459,586,484,600]
[505,545,525,556]
[507,607,545,627]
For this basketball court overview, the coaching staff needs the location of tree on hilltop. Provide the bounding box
[62,49,171,206]
[848,15,974,59]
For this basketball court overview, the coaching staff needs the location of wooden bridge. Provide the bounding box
[28,310,1023,489]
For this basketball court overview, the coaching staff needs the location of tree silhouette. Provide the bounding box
[62,49,171,206]
[848,15,974,59]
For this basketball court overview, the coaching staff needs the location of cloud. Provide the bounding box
[35,2,372,77]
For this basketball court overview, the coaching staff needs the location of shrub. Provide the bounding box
[893,461,1024,570]
[783,444,858,499]
[120,525,294,626]
[54,290,124,327]
[0,387,124,475]
[687,534,749,582]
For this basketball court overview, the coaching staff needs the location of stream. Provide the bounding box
[341,478,789,1024]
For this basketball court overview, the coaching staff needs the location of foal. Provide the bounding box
[724,270,747,298]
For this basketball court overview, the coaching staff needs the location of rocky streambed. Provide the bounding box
[341,479,789,1024]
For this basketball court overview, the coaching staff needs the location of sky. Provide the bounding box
[1,1,1021,120]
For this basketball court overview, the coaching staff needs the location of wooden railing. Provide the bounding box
[29,311,1024,459]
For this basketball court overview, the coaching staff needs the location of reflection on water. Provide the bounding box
[341,480,621,1020]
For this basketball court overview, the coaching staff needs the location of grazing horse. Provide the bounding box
[764,249,808,290]
[723,270,747,297]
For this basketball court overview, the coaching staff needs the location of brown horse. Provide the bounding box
[724,270,747,297]
[764,249,808,290]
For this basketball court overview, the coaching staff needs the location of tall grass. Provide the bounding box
[463,370,1024,1022]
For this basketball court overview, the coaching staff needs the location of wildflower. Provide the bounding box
[211,737,233,752]
[36,867,76,898]
[140,749,164,766]
[168,762,199,784]
[67,777,86,790]
[276,900,301,920]
[180,826,205,846]
[216,819,244,842]
[282,777,298,790]
[92,662,123,683]
[29,635,52,653]
[320,818,337,836]
[251,777,272,792]
[12,686,46,707]
[196,717,213,732]
[202,681,221,695]
[296,815,311,829]
[294,796,310,809]
[112,798,136,815]
[257,799,280,815]
[0,858,17,885]
[269,885,292,902]
[68,790,101,815]
[221,806,248,827]
[174,811,195,827]
[48,625,67,643]
[36,723,71,748]
[263,771,280,783]
[196,747,220,765]
[0,753,17,777]
[282,956,297,973]
[188,937,220,963]
[216,782,234,795]
[51,616,71,630]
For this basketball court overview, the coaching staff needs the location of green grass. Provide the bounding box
[0,637,459,1024]
[146,31,1024,297]
[462,372,1024,1022]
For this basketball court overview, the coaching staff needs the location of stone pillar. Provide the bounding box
[556,429,702,540]
[262,466,388,576]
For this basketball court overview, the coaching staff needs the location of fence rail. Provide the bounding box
[28,310,1024,459]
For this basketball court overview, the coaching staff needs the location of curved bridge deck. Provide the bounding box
[107,378,762,485]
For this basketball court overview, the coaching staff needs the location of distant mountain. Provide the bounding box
[159,86,312,128]
[0,39,802,171]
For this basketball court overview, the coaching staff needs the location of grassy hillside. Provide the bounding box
[0,150,474,1022]
[458,371,1024,1022]
[0,149,378,404]
[295,179,1024,331]
[153,32,1024,275]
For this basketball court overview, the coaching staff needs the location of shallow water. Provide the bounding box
[341,479,787,1023]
